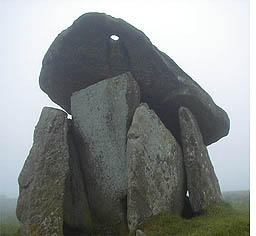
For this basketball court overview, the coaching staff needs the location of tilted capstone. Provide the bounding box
[39,12,230,146]
[16,11,230,236]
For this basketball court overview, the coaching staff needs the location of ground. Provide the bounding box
[130,190,250,236]
[0,191,250,236]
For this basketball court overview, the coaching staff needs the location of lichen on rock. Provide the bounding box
[178,106,222,214]
[71,72,140,227]
[17,107,92,235]
[127,103,186,231]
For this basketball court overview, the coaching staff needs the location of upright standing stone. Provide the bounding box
[63,121,92,233]
[127,103,185,231]
[16,107,92,236]
[71,72,140,225]
[178,106,222,214]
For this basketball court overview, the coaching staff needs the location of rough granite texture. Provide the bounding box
[127,103,185,231]
[71,72,140,225]
[178,106,222,214]
[16,107,92,236]
[63,120,92,233]
[39,12,229,146]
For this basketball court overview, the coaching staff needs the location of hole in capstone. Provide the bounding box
[110,34,120,41]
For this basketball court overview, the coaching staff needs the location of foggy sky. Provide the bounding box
[0,0,250,197]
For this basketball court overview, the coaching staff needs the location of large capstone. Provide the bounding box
[16,107,92,236]
[39,12,229,146]
[71,72,140,225]
[178,106,222,214]
[127,103,185,231]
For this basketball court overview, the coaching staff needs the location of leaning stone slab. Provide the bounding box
[39,12,230,146]
[178,106,222,214]
[71,72,140,225]
[127,103,185,231]
[16,107,92,236]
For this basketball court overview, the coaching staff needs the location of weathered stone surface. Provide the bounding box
[16,107,91,235]
[178,106,222,214]
[71,72,140,225]
[63,120,92,233]
[127,103,185,231]
[39,12,230,146]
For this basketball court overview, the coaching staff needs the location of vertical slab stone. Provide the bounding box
[63,121,92,233]
[16,107,91,236]
[127,103,185,231]
[71,72,140,225]
[178,106,222,214]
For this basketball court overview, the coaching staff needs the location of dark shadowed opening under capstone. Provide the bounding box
[182,196,194,219]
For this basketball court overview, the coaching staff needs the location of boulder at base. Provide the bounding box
[39,12,230,146]
[178,106,222,214]
[136,229,148,236]
[127,103,185,231]
[16,107,92,236]
[71,72,140,226]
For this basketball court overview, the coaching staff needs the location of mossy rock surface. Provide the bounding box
[71,73,140,225]
[16,107,92,235]
[126,103,185,231]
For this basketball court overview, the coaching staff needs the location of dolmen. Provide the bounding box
[16,12,229,236]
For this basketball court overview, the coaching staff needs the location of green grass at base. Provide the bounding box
[133,202,249,236]
[0,191,250,236]
[0,222,20,235]
[0,195,20,236]
[222,190,250,213]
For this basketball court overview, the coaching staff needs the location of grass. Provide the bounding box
[222,190,250,213]
[0,191,250,236]
[134,202,249,236]
[0,195,19,236]
[132,191,250,236]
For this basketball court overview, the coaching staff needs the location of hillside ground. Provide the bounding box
[0,191,250,236]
